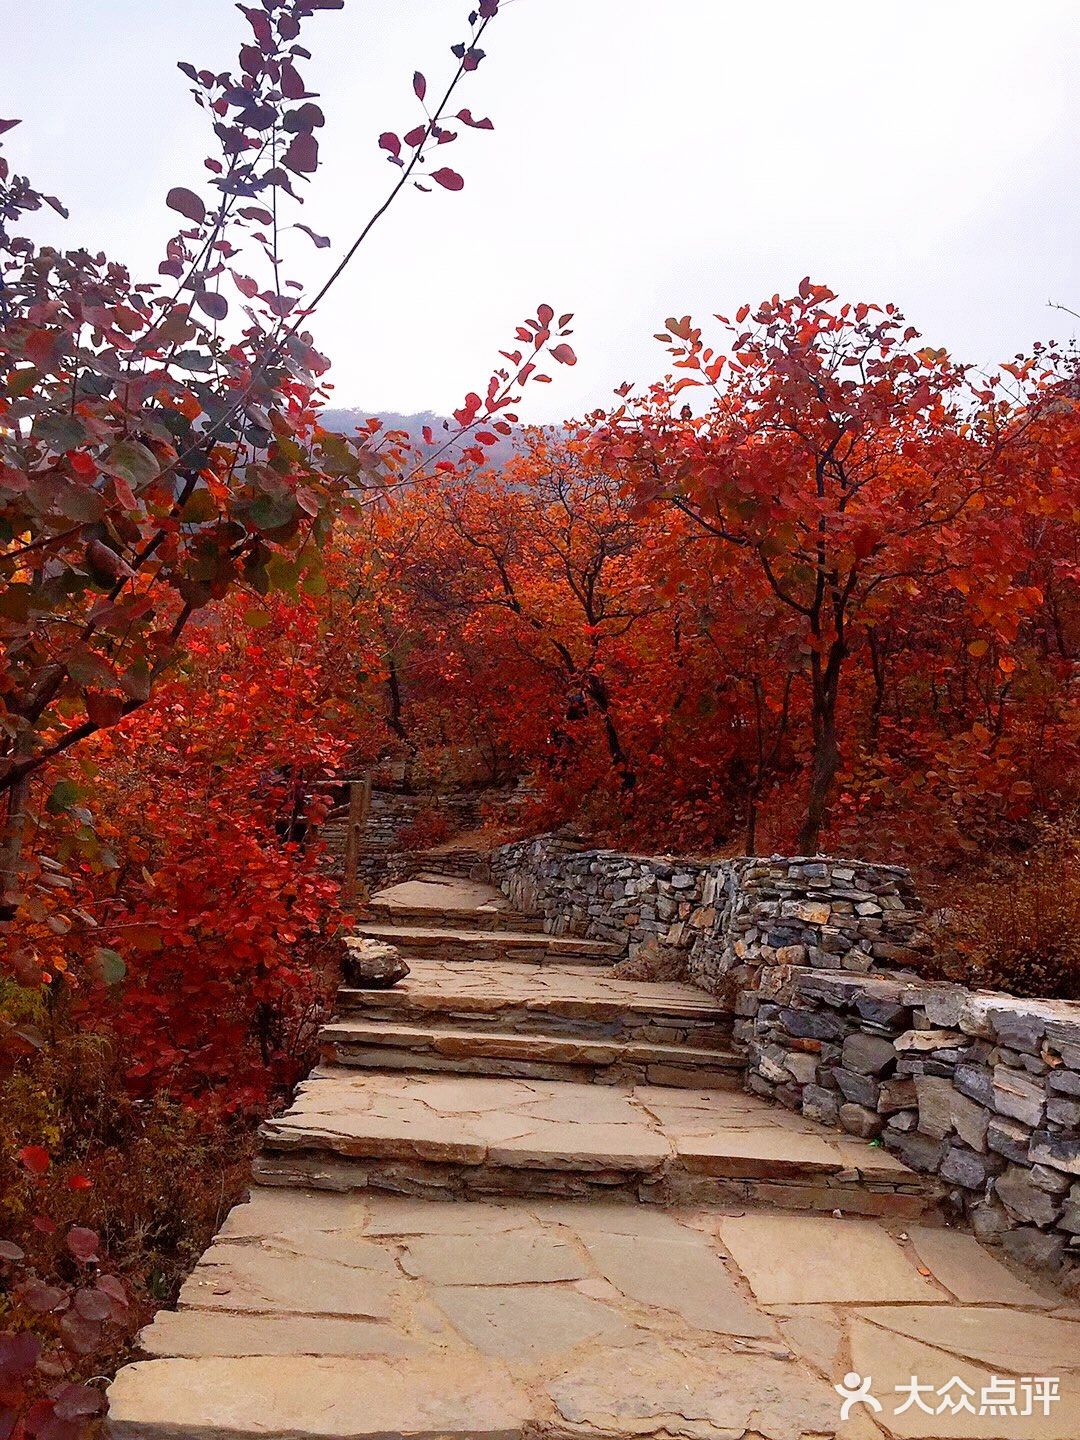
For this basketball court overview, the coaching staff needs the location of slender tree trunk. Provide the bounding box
[0,773,30,926]
[585,673,636,791]
[798,712,840,855]
[385,652,408,741]
[797,642,844,854]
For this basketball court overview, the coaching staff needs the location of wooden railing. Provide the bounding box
[342,771,373,905]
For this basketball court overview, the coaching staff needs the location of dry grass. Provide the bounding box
[930,815,1080,1000]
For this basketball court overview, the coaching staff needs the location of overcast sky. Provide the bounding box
[8,1,1078,422]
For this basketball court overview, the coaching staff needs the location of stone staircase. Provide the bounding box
[106,870,983,1440]
[323,958,742,1088]
[368,874,544,930]
[246,876,938,1215]
[353,875,619,965]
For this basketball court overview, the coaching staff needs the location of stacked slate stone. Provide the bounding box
[491,836,710,957]
[689,857,929,999]
[745,968,1080,1288]
[491,839,928,991]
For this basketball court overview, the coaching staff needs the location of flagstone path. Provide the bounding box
[107,877,1080,1440]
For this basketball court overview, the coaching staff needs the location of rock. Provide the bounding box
[1002,1226,1066,1272]
[795,900,831,924]
[842,1032,897,1077]
[895,1028,958,1052]
[1028,1162,1073,1194]
[802,1084,840,1126]
[107,1354,530,1439]
[876,1077,917,1114]
[1047,1095,1080,1127]
[986,1114,1032,1163]
[885,1130,944,1172]
[991,1066,1046,1127]
[716,1213,940,1305]
[343,939,411,989]
[779,1007,846,1041]
[939,1145,1000,1190]
[921,987,964,1028]
[1029,1131,1080,1177]
[782,1050,819,1086]
[954,1062,995,1106]
[836,1068,880,1108]
[989,1007,1046,1054]
[1049,1068,1080,1096]
[886,1109,919,1133]
[839,1102,884,1139]
[949,1089,990,1152]
[853,996,912,1029]
[914,1074,955,1140]
[971,1200,1011,1239]
[907,1224,1055,1306]
[994,1165,1063,1226]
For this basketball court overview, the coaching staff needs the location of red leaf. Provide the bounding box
[379,132,401,158]
[280,59,306,99]
[456,108,493,130]
[231,271,260,299]
[413,71,427,102]
[0,1331,40,1383]
[431,167,464,192]
[196,290,229,322]
[550,343,577,366]
[85,691,125,729]
[166,187,206,225]
[67,450,97,479]
[283,132,318,174]
[66,1227,100,1265]
[18,1145,50,1175]
[67,1173,93,1192]
[294,223,330,248]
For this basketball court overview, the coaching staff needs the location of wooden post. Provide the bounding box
[343,771,373,906]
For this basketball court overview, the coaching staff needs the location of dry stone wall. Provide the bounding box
[744,967,1080,1287]
[490,835,927,996]
[491,832,1080,1284]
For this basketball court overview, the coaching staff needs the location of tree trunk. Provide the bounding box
[797,720,840,855]
[0,773,30,926]
[585,673,636,791]
[797,642,844,855]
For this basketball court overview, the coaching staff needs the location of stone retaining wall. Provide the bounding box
[492,832,1080,1285]
[744,967,1080,1288]
[490,835,928,996]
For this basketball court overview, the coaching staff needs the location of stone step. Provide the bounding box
[367,875,543,933]
[255,1069,942,1219]
[368,901,544,932]
[352,921,618,966]
[319,1018,743,1089]
[336,958,732,1047]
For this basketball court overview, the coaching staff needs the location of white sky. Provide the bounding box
[8,1,1079,423]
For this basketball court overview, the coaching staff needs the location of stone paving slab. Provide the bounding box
[320,1017,742,1089]
[113,1189,1076,1440]
[369,876,542,932]
[338,957,728,1024]
[257,1069,938,1208]
[373,875,517,916]
[352,920,618,965]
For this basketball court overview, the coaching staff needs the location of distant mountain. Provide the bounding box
[319,407,521,469]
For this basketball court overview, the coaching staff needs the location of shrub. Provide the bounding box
[933,815,1080,999]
